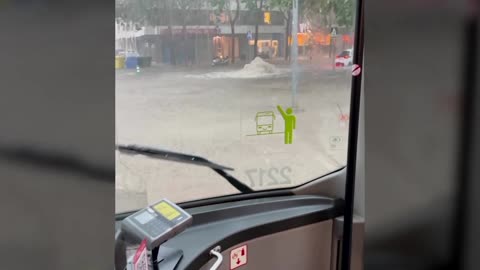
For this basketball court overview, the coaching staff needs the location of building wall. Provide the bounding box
[119,17,287,64]
[195,36,213,65]
[140,10,285,27]
[214,36,240,58]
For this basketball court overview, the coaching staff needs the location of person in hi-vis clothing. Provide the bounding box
[277,105,296,144]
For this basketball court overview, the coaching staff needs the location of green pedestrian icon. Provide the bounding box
[277,105,296,144]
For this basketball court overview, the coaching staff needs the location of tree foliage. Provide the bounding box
[173,0,202,16]
[303,0,355,30]
[241,0,266,57]
[241,0,260,12]
[268,0,292,19]
[209,0,240,24]
[115,0,203,26]
[209,0,240,62]
[116,0,163,25]
[116,0,354,30]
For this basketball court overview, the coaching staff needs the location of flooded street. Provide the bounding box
[116,60,352,212]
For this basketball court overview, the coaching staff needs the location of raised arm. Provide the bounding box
[277,105,286,118]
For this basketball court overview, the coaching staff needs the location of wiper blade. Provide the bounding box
[116,144,253,193]
[117,144,231,170]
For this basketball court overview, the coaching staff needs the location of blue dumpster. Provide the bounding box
[125,56,138,69]
[137,57,152,68]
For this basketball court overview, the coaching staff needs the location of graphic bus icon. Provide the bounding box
[255,111,275,135]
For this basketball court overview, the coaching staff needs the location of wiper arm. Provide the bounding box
[116,144,253,193]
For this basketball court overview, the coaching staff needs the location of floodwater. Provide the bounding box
[116,59,352,213]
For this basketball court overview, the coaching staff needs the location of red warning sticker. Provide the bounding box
[230,244,247,269]
[352,64,361,76]
[133,239,148,270]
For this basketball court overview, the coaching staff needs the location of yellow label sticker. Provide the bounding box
[153,201,180,221]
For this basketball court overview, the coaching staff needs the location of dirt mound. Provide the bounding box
[186,57,288,79]
[240,57,278,75]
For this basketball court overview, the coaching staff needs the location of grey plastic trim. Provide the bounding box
[151,195,344,270]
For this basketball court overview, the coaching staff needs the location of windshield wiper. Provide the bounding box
[116,144,253,193]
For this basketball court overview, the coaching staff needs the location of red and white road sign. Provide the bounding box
[230,244,247,269]
[339,113,349,128]
[340,114,349,121]
[133,239,149,270]
[352,64,361,76]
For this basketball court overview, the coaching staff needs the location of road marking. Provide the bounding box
[246,132,284,136]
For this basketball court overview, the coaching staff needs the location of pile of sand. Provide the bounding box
[186,57,288,79]
[239,57,278,75]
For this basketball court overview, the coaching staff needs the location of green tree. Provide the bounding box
[116,0,177,65]
[303,0,355,31]
[334,0,354,31]
[115,0,204,66]
[305,0,355,55]
[242,0,266,58]
[210,0,241,63]
[115,0,163,26]
[269,0,292,61]
[171,0,202,65]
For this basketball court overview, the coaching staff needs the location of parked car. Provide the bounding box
[335,49,353,67]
